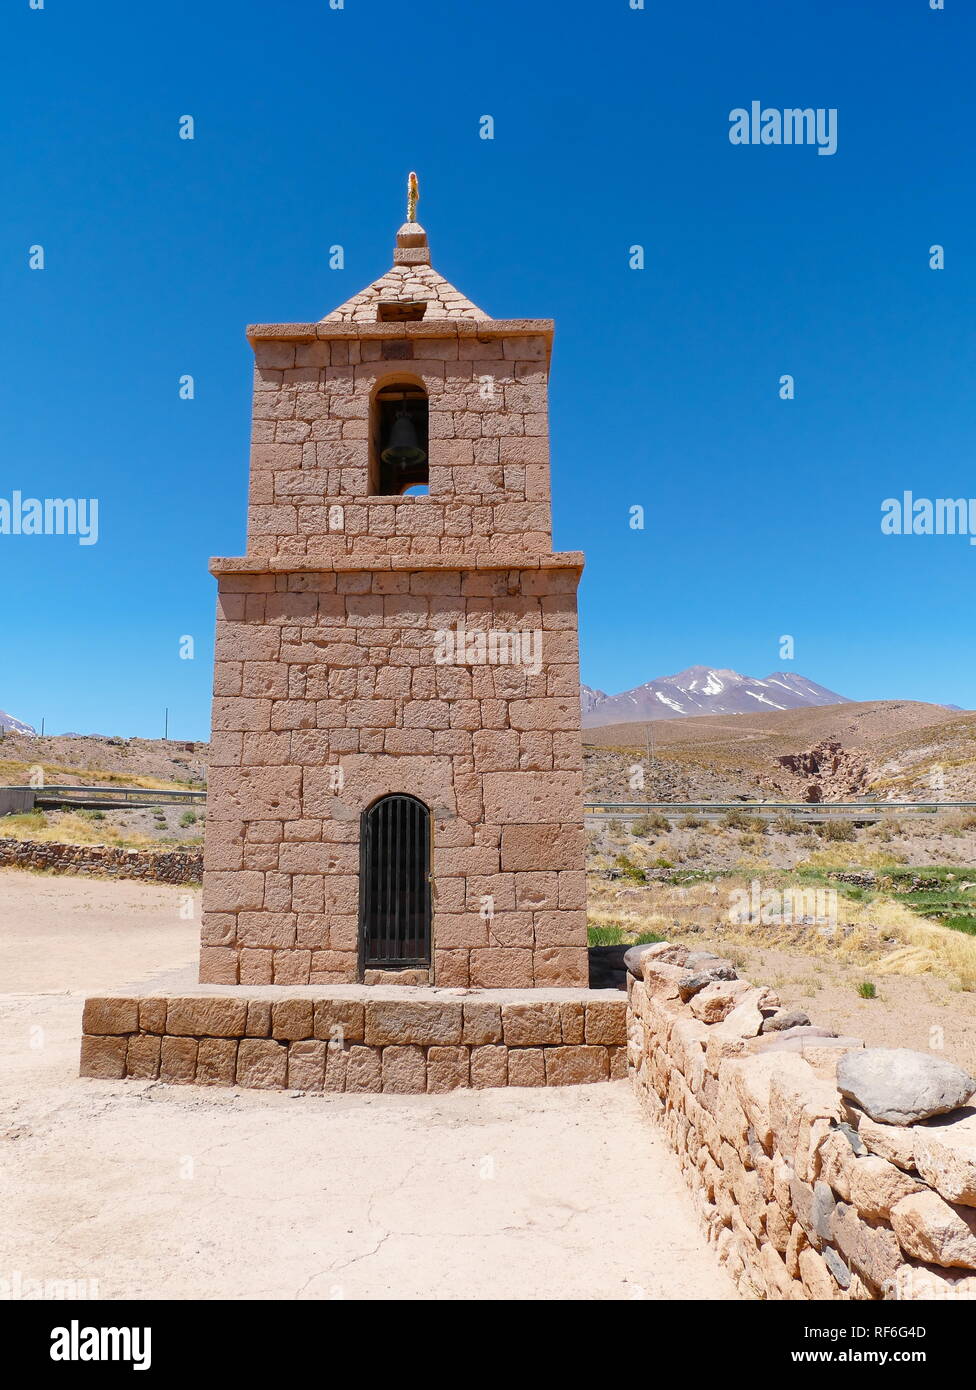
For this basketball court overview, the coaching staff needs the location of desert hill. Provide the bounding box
[2,700,975,807]
[0,731,206,790]
[584,701,976,803]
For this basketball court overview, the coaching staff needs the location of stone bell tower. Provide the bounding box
[201,176,588,991]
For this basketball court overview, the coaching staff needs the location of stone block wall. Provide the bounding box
[246,324,553,563]
[628,946,976,1300]
[80,991,627,1093]
[202,563,588,989]
[203,308,588,991]
[0,837,202,884]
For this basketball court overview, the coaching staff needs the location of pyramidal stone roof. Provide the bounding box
[321,218,490,324]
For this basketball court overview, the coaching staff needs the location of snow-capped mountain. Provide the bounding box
[0,708,36,735]
[581,666,852,727]
[580,684,610,718]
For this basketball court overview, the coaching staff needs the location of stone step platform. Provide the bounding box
[79,984,627,1093]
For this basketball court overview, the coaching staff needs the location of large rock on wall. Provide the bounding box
[836,1049,976,1125]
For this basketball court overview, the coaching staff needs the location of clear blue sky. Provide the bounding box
[2,0,973,740]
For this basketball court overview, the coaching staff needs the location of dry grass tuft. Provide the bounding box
[799,846,907,871]
[0,759,192,791]
[0,811,164,851]
[587,870,976,991]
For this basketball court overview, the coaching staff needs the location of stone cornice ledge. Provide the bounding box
[246,319,554,343]
[210,551,584,576]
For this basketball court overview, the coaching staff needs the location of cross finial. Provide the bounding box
[407,171,419,224]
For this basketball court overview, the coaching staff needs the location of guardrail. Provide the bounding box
[584,800,976,822]
[1,784,207,811]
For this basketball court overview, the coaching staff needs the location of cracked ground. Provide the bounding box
[0,868,736,1300]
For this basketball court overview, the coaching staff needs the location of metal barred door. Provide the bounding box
[360,794,432,969]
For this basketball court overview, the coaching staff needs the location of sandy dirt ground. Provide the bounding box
[0,868,734,1301]
[731,942,976,1074]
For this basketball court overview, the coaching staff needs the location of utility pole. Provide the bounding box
[164,707,169,741]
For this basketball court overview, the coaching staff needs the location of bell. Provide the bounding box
[381,409,426,468]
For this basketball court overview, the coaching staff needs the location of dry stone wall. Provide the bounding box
[628,943,976,1300]
[0,837,202,884]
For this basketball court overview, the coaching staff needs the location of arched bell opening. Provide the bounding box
[370,381,429,496]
